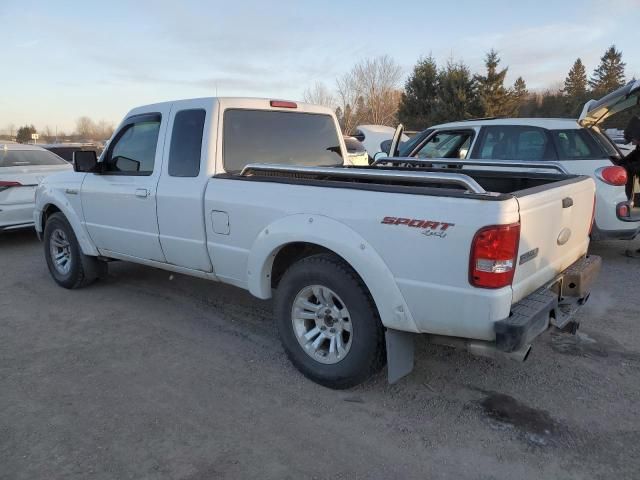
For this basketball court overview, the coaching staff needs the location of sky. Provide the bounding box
[2,0,639,133]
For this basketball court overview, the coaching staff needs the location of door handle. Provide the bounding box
[135,188,149,198]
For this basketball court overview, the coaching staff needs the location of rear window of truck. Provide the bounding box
[222,110,343,173]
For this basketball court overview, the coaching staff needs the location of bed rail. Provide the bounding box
[240,163,489,194]
[371,157,569,174]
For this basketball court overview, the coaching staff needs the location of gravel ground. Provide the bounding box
[1,230,639,479]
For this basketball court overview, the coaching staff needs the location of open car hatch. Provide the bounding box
[579,80,640,128]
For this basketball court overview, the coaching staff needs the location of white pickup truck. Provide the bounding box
[35,97,601,389]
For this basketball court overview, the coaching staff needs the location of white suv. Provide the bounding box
[390,81,640,240]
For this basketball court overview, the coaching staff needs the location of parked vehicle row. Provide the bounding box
[378,80,640,241]
[34,97,600,388]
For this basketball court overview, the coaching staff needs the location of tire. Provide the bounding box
[44,212,106,289]
[274,253,385,389]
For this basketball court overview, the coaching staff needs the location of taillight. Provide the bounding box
[270,100,297,109]
[617,202,630,218]
[470,223,521,289]
[596,166,627,186]
[0,181,22,192]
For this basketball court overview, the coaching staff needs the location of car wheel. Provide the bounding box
[44,212,106,289]
[274,253,385,389]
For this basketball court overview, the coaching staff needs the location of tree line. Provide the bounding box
[305,45,633,133]
[3,117,115,144]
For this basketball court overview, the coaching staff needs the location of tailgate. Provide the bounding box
[511,176,595,303]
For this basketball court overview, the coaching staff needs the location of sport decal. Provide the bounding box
[381,217,455,238]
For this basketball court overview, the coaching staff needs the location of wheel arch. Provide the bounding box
[39,199,98,256]
[246,214,419,332]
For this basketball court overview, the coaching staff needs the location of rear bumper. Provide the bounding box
[494,255,602,352]
[592,225,640,240]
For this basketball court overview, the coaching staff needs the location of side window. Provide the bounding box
[551,129,610,160]
[168,109,206,177]
[104,116,161,175]
[414,131,473,159]
[473,126,556,161]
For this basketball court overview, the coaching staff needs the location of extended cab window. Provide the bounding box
[169,109,206,177]
[473,126,556,161]
[414,130,473,159]
[223,110,343,173]
[103,116,161,175]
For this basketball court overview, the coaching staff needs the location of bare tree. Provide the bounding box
[43,126,55,143]
[75,116,96,139]
[303,82,335,107]
[95,120,115,141]
[336,70,362,135]
[335,55,403,134]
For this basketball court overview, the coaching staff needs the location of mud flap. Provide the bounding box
[385,328,414,384]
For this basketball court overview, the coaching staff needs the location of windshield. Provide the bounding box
[398,129,433,157]
[0,149,68,167]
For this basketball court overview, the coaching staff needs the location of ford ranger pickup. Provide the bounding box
[34,97,601,388]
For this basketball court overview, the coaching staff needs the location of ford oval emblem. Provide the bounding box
[557,228,572,245]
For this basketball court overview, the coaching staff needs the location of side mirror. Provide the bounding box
[73,150,98,172]
[380,139,392,155]
[372,151,387,163]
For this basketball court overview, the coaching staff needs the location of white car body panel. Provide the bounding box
[35,97,596,343]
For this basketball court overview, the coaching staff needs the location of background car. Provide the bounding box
[39,143,101,162]
[0,144,72,231]
[353,124,409,160]
[605,129,634,155]
[343,136,369,165]
[384,81,640,240]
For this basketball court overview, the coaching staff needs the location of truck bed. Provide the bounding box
[205,163,595,341]
[233,163,585,199]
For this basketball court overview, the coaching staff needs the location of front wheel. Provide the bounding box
[44,212,106,289]
[274,253,385,389]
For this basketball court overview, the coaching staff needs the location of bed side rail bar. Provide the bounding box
[372,157,569,174]
[240,163,488,194]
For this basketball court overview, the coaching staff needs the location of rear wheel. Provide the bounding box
[274,253,385,389]
[44,213,106,289]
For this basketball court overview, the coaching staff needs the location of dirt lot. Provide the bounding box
[1,230,640,480]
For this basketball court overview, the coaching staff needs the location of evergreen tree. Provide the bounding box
[564,58,588,98]
[589,45,626,96]
[397,56,439,129]
[510,76,528,116]
[16,125,36,144]
[564,58,589,116]
[475,49,512,117]
[434,60,481,123]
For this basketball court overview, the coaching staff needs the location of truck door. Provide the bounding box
[81,109,170,261]
[156,99,214,272]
